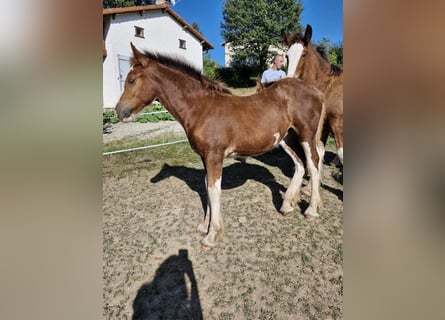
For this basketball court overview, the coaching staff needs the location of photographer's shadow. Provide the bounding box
[132,249,203,320]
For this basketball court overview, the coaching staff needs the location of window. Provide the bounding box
[179,39,187,49]
[134,26,144,38]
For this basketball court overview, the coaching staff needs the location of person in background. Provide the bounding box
[260,54,286,84]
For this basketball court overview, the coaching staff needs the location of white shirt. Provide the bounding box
[261,68,286,83]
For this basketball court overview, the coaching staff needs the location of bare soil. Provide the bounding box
[103,119,343,319]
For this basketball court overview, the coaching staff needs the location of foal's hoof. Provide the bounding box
[201,238,216,250]
[280,209,294,217]
[200,244,214,252]
[197,223,208,234]
[304,207,319,219]
[280,203,294,216]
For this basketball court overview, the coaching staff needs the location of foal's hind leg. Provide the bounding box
[279,140,305,215]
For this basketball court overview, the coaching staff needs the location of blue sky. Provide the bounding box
[172,0,343,66]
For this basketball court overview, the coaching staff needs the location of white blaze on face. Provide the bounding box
[286,42,304,78]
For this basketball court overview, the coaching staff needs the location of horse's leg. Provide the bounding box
[316,139,325,186]
[330,116,343,165]
[197,174,210,234]
[299,137,325,198]
[201,156,224,248]
[301,140,322,217]
[279,140,305,215]
[319,124,330,163]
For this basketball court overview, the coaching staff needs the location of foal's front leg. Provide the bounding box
[200,159,224,248]
[279,140,305,215]
[197,175,210,234]
[301,141,322,217]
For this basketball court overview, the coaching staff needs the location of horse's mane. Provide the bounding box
[315,46,343,76]
[135,50,232,94]
[287,32,305,45]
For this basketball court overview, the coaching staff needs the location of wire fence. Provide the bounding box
[103,139,188,156]
[103,110,188,156]
[103,110,170,121]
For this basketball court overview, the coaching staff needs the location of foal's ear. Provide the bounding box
[303,24,313,46]
[256,80,263,92]
[130,42,149,67]
[281,29,289,45]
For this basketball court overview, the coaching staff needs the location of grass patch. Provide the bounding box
[103,104,174,124]
[135,104,175,122]
[230,86,256,96]
[326,135,336,148]
[103,134,201,178]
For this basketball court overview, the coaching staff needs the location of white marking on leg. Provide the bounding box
[273,132,281,146]
[202,177,223,247]
[224,147,238,158]
[301,142,321,217]
[279,141,305,214]
[337,147,343,165]
[316,141,325,182]
[197,209,209,234]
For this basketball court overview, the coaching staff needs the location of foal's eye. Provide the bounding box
[128,78,136,85]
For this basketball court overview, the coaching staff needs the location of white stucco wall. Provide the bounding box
[103,10,205,108]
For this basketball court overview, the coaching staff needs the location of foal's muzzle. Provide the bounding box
[115,103,133,123]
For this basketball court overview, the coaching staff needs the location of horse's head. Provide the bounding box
[281,24,312,78]
[115,43,156,122]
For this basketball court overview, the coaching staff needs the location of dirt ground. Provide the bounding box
[103,121,343,319]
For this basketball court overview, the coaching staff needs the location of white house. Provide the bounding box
[103,3,214,108]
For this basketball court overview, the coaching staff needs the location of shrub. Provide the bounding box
[135,104,175,122]
[102,104,175,124]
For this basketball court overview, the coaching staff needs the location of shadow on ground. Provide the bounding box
[132,249,203,320]
[150,150,342,217]
[151,160,287,213]
[255,149,343,202]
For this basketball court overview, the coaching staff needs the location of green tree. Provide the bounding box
[191,22,201,34]
[330,42,343,68]
[314,38,343,68]
[203,52,219,79]
[187,22,219,79]
[221,0,303,74]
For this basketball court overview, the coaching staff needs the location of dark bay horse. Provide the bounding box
[282,25,343,165]
[115,43,326,248]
